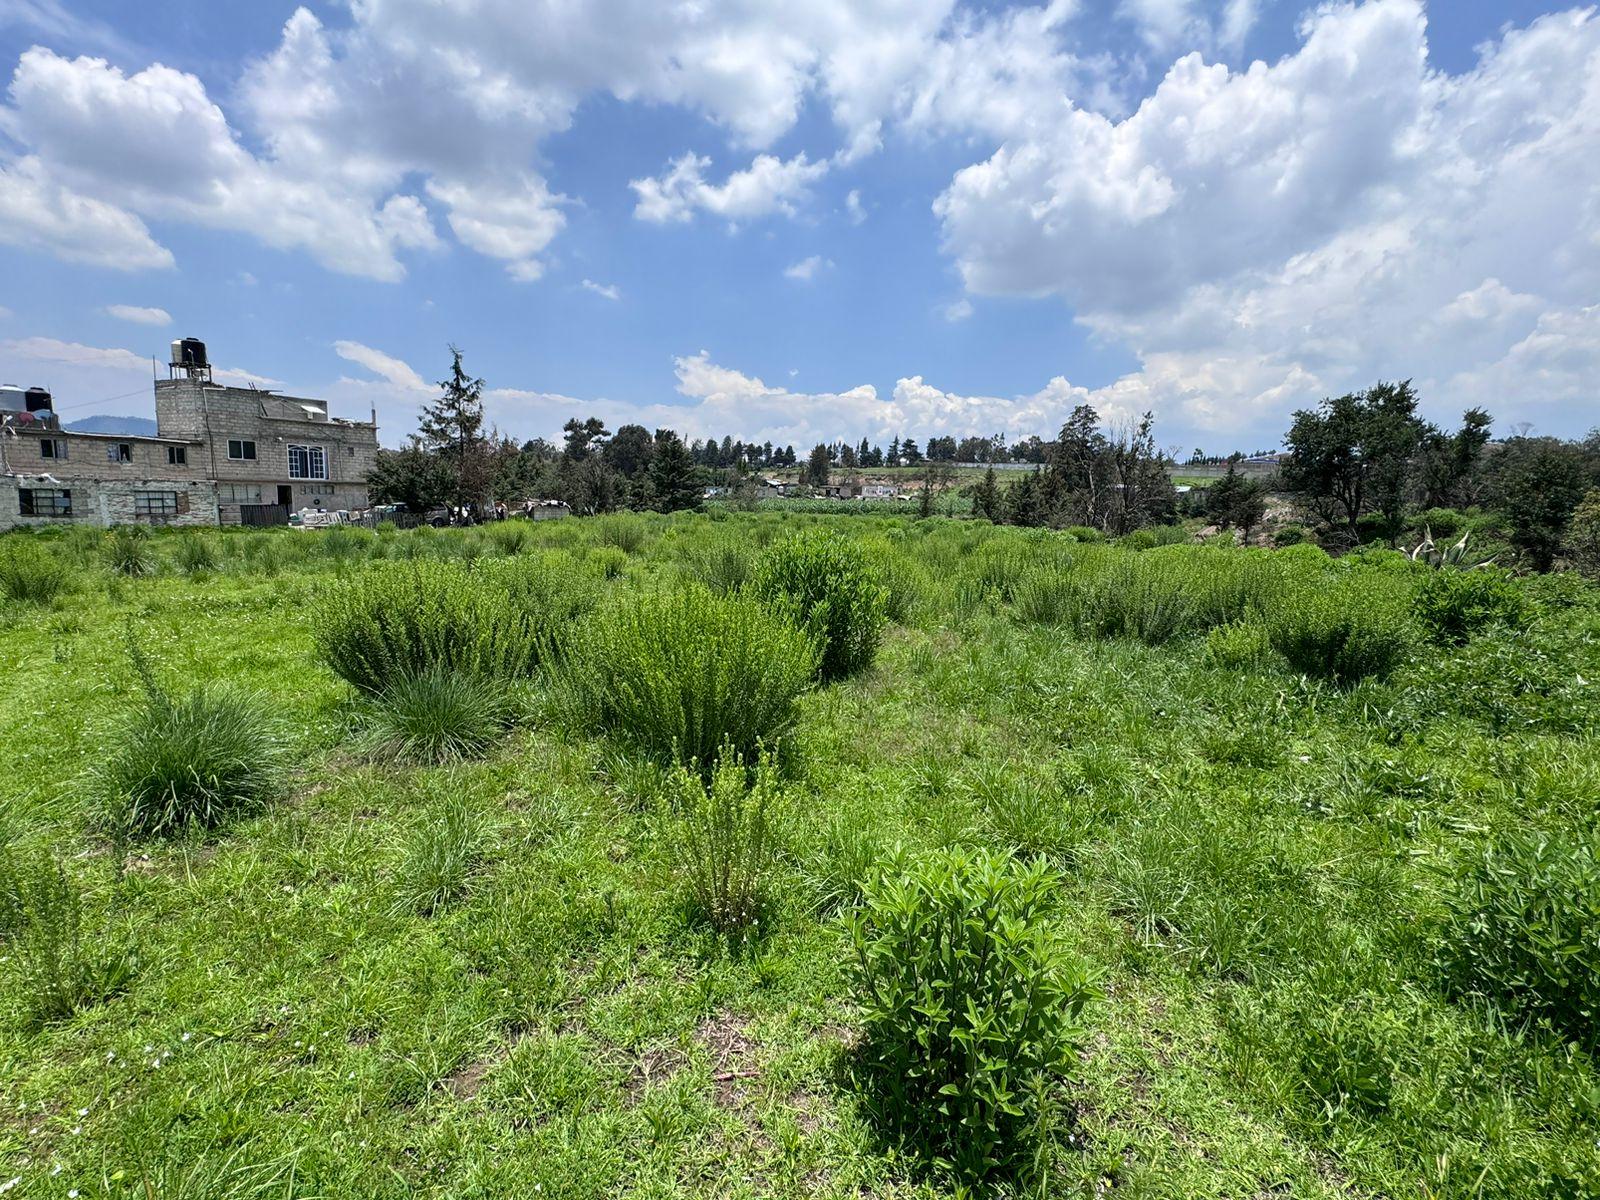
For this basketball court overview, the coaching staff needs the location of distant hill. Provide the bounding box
[64,415,158,436]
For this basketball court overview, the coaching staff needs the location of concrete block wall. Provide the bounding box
[1,477,220,530]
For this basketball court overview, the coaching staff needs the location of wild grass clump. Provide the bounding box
[752,529,888,681]
[686,536,752,596]
[2,849,136,1029]
[1437,830,1600,1049]
[172,532,219,574]
[391,789,486,916]
[849,847,1097,1185]
[0,540,72,604]
[93,662,286,839]
[595,513,648,554]
[658,745,780,936]
[104,526,155,576]
[1412,567,1528,645]
[315,557,590,694]
[1268,573,1411,683]
[555,587,816,772]
[360,667,512,764]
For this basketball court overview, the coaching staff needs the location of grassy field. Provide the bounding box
[2,513,1598,1198]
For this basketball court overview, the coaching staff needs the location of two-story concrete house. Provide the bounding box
[1,338,380,530]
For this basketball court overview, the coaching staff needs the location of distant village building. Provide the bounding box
[1,338,379,530]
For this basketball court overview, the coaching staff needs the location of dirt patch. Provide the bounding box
[625,1043,688,1102]
[696,1013,761,1108]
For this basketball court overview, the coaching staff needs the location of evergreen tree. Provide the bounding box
[650,429,700,512]
[972,466,1002,522]
[417,345,489,506]
[807,443,832,486]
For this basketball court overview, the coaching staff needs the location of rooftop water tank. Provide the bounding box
[170,338,208,370]
[0,384,24,412]
[24,387,52,413]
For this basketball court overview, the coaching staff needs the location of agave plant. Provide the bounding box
[1408,526,1496,570]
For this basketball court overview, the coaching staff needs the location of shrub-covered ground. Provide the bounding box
[2,513,1598,1198]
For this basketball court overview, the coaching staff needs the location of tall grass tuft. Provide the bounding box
[0,540,72,604]
[93,637,285,838]
[314,557,592,694]
[686,535,753,595]
[360,667,512,764]
[172,532,219,574]
[752,529,888,681]
[659,744,781,935]
[104,525,156,576]
[391,789,486,916]
[554,586,816,772]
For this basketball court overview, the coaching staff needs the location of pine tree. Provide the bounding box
[650,429,700,512]
[418,346,489,506]
[973,466,1002,522]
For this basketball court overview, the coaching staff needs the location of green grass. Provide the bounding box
[0,513,1597,1198]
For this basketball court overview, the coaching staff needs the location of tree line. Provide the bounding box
[367,350,1600,570]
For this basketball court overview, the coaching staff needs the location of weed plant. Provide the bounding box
[360,667,512,764]
[0,540,71,603]
[752,529,888,680]
[555,586,816,771]
[4,854,136,1029]
[849,847,1097,1184]
[391,788,486,916]
[658,745,780,936]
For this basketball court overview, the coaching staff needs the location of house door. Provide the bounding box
[277,485,294,508]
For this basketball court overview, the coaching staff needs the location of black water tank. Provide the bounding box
[24,387,52,413]
[179,338,208,369]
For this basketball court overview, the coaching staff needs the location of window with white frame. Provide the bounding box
[39,438,67,460]
[287,444,327,480]
[19,487,71,517]
[134,490,181,519]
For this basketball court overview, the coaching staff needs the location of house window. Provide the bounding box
[134,490,181,519]
[228,439,256,461]
[287,444,327,480]
[19,487,71,517]
[167,446,187,466]
[39,438,67,460]
[107,442,132,463]
[220,483,262,503]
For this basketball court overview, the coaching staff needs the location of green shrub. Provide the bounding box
[360,668,511,764]
[1438,830,1600,1049]
[1121,528,1159,550]
[0,541,72,604]
[659,745,780,936]
[1273,524,1308,547]
[1064,525,1103,543]
[1204,620,1276,670]
[589,545,628,580]
[1412,568,1528,645]
[1268,574,1410,683]
[391,790,485,916]
[314,557,591,694]
[849,847,1096,1183]
[104,526,155,576]
[752,529,888,681]
[93,677,286,839]
[3,853,136,1029]
[556,587,816,772]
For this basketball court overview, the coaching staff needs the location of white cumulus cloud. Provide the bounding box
[631,152,830,225]
[581,279,622,301]
[104,304,171,326]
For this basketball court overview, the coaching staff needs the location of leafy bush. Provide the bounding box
[588,545,628,580]
[686,536,752,596]
[1412,568,1528,645]
[555,587,816,772]
[1268,574,1411,683]
[93,650,286,838]
[1438,830,1600,1048]
[752,529,888,681]
[104,526,155,576]
[595,514,648,554]
[314,557,591,694]
[360,667,511,764]
[658,745,780,935]
[392,789,486,916]
[1204,620,1276,670]
[1064,525,1103,543]
[3,852,136,1029]
[0,541,72,604]
[848,847,1096,1183]
[1273,524,1308,547]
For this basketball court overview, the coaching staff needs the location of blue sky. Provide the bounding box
[1,0,1596,452]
